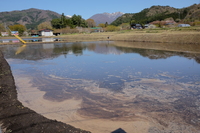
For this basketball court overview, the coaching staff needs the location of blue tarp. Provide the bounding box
[178,24,191,27]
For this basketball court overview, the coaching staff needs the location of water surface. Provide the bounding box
[1,41,200,133]
[0,38,61,43]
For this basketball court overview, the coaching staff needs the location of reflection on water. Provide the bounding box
[0,38,61,43]
[1,41,200,132]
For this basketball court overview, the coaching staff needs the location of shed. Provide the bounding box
[90,27,103,32]
[38,29,53,36]
[30,30,39,37]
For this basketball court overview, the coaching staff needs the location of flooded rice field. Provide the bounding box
[1,41,200,133]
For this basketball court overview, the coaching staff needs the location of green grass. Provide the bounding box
[117,30,132,34]
[146,30,159,33]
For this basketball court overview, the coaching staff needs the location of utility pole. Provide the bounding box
[4,23,10,33]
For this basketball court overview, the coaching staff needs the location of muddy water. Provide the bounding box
[1,41,200,133]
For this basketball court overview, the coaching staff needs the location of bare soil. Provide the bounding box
[0,51,91,133]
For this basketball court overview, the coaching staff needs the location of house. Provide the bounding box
[1,32,9,37]
[130,23,143,29]
[90,27,103,32]
[38,29,53,36]
[11,31,19,35]
[30,30,39,37]
[144,24,156,29]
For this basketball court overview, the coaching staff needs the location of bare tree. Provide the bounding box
[86,19,96,27]
[37,22,52,30]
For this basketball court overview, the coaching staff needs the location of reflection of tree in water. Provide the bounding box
[2,42,200,64]
[2,44,48,60]
[2,43,93,60]
[115,46,200,64]
[53,43,86,56]
[71,43,85,56]
[195,57,200,64]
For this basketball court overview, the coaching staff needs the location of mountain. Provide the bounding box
[184,4,200,20]
[0,8,61,29]
[66,15,72,18]
[89,12,124,26]
[111,4,200,26]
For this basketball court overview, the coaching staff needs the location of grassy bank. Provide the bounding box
[57,28,200,44]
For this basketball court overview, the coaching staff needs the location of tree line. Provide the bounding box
[51,13,96,29]
[0,24,26,36]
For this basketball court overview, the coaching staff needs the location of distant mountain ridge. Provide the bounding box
[89,12,124,25]
[0,8,61,29]
[111,4,200,26]
[0,4,199,30]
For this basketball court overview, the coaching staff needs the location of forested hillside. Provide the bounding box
[0,8,61,29]
[111,4,200,26]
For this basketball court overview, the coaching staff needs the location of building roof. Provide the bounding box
[90,27,102,29]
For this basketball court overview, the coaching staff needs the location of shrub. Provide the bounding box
[194,21,200,26]
[105,25,120,32]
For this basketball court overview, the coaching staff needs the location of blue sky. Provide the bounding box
[0,0,199,19]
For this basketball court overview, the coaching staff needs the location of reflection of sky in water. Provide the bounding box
[3,42,200,133]
[5,42,200,90]
[41,52,198,80]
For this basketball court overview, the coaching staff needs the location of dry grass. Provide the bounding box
[59,29,200,44]
[1,27,200,44]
